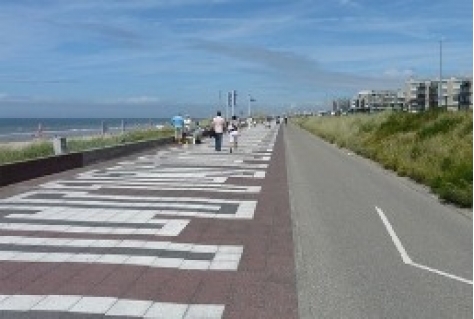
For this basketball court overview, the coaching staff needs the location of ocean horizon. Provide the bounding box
[0,118,175,142]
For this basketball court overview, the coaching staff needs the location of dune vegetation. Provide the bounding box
[0,128,173,166]
[294,110,473,208]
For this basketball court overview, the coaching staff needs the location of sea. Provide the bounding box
[0,118,171,143]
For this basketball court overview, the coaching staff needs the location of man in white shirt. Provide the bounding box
[211,111,226,151]
[184,115,192,134]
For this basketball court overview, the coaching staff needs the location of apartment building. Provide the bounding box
[405,79,439,111]
[405,77,473,111]
[457,78,472,110]
[350,77,472,113]
[350,89,404,112]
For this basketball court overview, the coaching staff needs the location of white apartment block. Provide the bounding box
[350,89,404,112]
[405,77,472,111]
[351,76,472,112]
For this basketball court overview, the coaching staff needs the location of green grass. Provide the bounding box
[0,128,174,166]
[294,110,473,208]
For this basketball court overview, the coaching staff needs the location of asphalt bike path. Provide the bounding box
[0,124,298,319]
[285,123,472,318]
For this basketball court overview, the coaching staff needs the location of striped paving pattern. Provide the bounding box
[0,125,298,318]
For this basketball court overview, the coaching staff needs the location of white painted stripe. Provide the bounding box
[0,295,44,311]
[375,206,473,285]
[32,295,82,311]
[4,190,244,205]
[254,171,266,178]
[235,201,257,219]
[5,212,188,228]
[0,221,187,236]
[375,206,412,264]
[184,304,225,318]
[41,181,261,193]
[410,262,473,285]
[144,302,188,318]
[0,251,239,270]
[0,235,243,270]
[0,295,225,318]
[77,175,229,183]
[0,204,255,220]
[106,299,153,317]
[70,296,118,314]
[0,192,257,219]
[4,198,219,211]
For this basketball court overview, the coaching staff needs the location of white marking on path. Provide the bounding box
[41,181,262,193]
[0,235,242,270]
[0,294,225,318]
[0,221,187,236]
[375,206,472,285]
[0,191,258,219]
[375,206,412,264]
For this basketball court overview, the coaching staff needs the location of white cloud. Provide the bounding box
[339,0,360,7]
[383,68,415,78]
[120,96,162,104]
[193,40,404,90]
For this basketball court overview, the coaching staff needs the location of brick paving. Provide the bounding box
[0,125,298,318]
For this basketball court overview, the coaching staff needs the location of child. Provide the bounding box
[228,115,239,153]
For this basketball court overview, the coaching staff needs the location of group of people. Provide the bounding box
[170,114,200,144]
[170,112,239,152]
[172,111,287,152]
[209,111,239,153]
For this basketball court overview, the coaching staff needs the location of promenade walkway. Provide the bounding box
[0,124,298,318]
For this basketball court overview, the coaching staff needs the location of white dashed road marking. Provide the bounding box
[376,206,473,285]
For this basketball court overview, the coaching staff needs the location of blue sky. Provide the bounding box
[0,0,472,117]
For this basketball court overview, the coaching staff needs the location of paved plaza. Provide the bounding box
[0,125,298,318]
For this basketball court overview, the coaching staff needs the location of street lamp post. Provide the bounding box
[248,94,251,117]
[439,39,443,109]
[231,90,236,117]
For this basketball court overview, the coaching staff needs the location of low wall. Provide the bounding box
[0,136,174,187]
[82,137,174,166]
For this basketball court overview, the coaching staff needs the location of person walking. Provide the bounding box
[171,113,184,144]
[211,111,225,151]
[228,115,239,153]
[184,115,192,135]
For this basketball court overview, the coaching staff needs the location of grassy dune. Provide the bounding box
[295,110,473,208]
[0,128,173,166]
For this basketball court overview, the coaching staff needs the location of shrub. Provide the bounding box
[295,111,473,207]
[0,128,174,165]
[0,142,54,165]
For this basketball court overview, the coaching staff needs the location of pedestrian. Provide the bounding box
[284,115,288,125]
[211,111,225,151]
[228,115,239,153]
[171,113,184,144]
[265,116,271,128]
[184,115,192,135]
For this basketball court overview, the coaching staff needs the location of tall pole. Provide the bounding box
[218,90,222,115]
[226,91,229,122]
[248,94,251,117]
[231,90,235,117]
[439,39,443,109]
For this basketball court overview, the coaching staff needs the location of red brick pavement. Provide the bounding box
[0,128,299,318]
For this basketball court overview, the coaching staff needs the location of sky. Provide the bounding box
[0,0,472,118]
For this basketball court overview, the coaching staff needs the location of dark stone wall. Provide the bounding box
[0,137,174,187]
